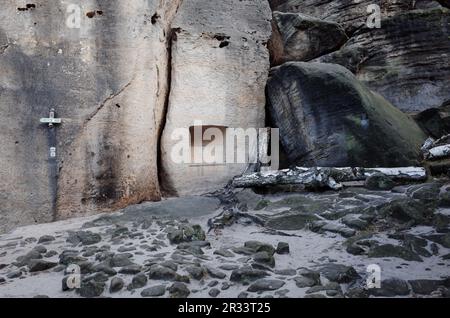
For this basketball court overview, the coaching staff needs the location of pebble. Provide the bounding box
[141,285,166,297]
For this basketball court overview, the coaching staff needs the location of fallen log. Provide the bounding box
[425,144,450,160]
[232,167,427,189]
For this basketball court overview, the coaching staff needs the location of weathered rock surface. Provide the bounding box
[160,0,272,196]
[269,12,348,65]
[312,8,450,112]
[267,62,426,167]
[0,0,183,231]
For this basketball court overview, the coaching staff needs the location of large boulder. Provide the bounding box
[267,62,426,167]
[160,0,272,195]
[269,12,348,65]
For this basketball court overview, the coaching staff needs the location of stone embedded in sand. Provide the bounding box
[28,260,57,272]
[230,267,269,284]
[270,11,348,65]
[0,1,185,231]
[244,241,276,255]
[267,62,427,168]
[311,8,450,112]
[205,266,227,279]
[167,224,206,244]
[79,280,105,298]
[185,266,205,281]
[364,173,395,191]
[252,251,275,268]
[368,244,423,262]
[109,277,124,293]
[276,242,290,255]
[160,0,272,196]
[38,235,55,244]
[168,282,190,298]
[318,264,360,284]
[67,231,101,246]
[130,273,148,289]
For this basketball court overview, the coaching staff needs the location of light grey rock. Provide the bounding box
[276,242,290,255]
[247,279,285,292]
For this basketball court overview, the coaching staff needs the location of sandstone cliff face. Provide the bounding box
[271,1,450,112]
[267,62,426,167]
[160,0,272,195]
[0,0,182,230]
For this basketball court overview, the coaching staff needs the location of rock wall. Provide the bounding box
[160,0,272,195]
[270,1,450,112]
[0,0,272,232]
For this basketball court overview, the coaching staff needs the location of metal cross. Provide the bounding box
[40,108,62,128]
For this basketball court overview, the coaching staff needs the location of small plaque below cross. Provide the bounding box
[40,108,62,128]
